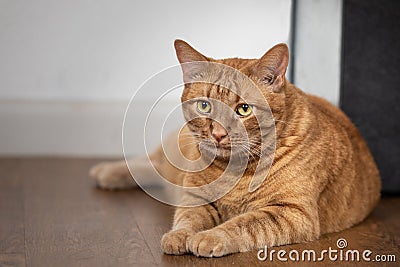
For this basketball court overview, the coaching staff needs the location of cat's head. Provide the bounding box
[174,40,289,162]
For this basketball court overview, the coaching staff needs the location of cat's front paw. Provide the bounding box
[187,229,232,257]
[89,161,134,190]
[161,229,193,255]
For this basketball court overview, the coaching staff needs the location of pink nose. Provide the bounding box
[211,123,228,143]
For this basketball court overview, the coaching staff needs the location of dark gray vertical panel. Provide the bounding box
[341,0,400,192]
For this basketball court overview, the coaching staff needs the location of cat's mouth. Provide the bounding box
[199,138,240,159]
[200,139,231,149]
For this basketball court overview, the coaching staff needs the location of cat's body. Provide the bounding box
[90,40,381,257]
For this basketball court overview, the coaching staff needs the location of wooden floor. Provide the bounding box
[0,158,398,266]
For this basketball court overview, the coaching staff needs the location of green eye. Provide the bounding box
[236,104,252,117]
[197,100,211,114]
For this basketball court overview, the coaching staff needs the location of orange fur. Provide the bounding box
[90,40,381,257]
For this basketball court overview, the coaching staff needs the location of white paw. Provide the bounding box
[89,161,135,190]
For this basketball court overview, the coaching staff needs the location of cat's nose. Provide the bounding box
[211,123,228,143]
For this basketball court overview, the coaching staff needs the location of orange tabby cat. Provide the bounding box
[90,40,381,257]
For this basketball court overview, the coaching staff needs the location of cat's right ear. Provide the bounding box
[174,39,209,82]
[252,43,289,93]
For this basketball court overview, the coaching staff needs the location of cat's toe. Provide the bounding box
[161,229,192,255]
[187,230,230,257]
[89,162,105,178]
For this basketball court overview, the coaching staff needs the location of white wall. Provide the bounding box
[0,0,291,101]
[293,0,343,105]
[0,0,292,156]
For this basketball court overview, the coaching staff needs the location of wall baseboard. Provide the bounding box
[0,98,183,157]
[0,100,129,157]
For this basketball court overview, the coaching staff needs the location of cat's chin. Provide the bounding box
[199,141,249,163]
[199,141,229,160]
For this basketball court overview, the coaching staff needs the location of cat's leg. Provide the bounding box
[90,149,169,190]
[89,158,139,190]
[90,129,184,190]
[187,204,319,257]
[89,148,183,190]
[161,205,220,255]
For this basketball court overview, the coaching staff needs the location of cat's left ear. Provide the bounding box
[174,39,209,83]
[252,43,289,92]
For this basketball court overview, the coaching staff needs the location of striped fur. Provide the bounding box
[90,40,381,257]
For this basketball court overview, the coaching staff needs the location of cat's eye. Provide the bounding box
[196,100,211,114]
[236,104,252,117]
